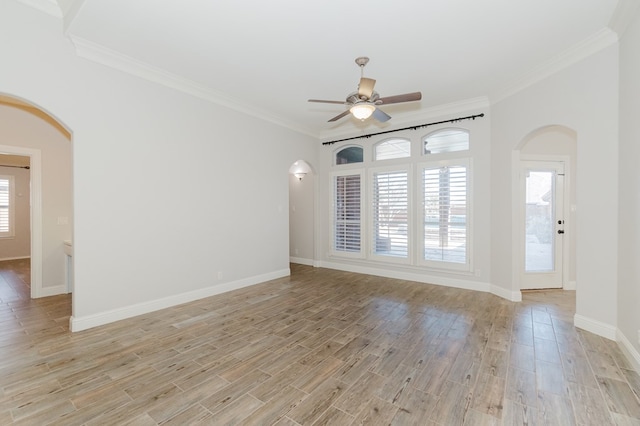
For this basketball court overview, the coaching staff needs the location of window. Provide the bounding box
[374,138,411,161]
[0,176,15,238]
[424,129,469,154]
[336,146,363,165]
[372,169,408,259]
[333,172,363,255]
[421,161,469,268]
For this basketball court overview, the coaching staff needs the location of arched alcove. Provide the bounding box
[288,159,315,265]
[0,93,73,304]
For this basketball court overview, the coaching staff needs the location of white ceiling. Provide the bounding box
[23,0,631,138]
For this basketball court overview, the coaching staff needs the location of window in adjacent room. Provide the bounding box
[0,176,15,238]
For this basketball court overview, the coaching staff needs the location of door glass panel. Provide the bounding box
[525,170,555,272]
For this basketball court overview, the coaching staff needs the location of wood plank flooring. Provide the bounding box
[1,260,639,425]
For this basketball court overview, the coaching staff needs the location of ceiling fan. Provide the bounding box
[308,57,422,123]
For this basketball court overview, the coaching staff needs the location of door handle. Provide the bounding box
[557,230,565,234]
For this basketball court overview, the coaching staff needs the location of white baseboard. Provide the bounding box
[491,284,522,302]
[318,261,523,302]
[617,329,640,373]
[39,284,68,297]
[289,256,314,266]
[574,314,617,340]
[0,255,30,262]
[318,260,490,294]
[69,268,290,332]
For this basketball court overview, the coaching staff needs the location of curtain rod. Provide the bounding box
[321,113,485,145]
[0,164,30,169]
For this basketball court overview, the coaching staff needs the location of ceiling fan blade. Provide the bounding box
[358,78,376,99]
[377,92,422,105]
[372,108,391,123]
[328,110,351,122]
[308,99,346,105]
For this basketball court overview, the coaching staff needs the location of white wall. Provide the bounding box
[0,164,31,260]
[0,1,317,329]
[491,44,619,337]
[618,8,640,366]
[0,107,72,289]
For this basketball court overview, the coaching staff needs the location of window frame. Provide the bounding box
[334,145,364,166]
[417,157,473,272]
[330,169,365,259]
[0,175,15,239]
[423,128,470,156]
[373,137,412,161]
[368,164,412,264]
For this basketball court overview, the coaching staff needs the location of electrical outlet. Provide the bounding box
[637,329,640,345]
[217,271,223,280]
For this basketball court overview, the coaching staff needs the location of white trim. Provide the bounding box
[15,0,62,17]
[492,28,618,105]
[69,268,290,332]
[491,284,522,302]
[0,145,42,299]
[574,314,617,340]
[39,284,67,297]
[68,36,315,139]
[289,256,314,266]
[617,329,640,373]
[608,0,640,38]
[0,255,30,262]
[564,280,577,290]
[318,260,490,293]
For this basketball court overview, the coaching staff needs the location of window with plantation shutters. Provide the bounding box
[333,173,362,254]
[0,176,14,238]
[422,162,468,266]
[372,170,408,258]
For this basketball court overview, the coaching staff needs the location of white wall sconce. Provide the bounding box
[289,159,312,182]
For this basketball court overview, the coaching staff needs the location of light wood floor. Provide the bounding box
[1,261,639,425]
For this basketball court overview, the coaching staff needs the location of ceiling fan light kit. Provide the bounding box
[308,56,422,123]
[350,103,376,120]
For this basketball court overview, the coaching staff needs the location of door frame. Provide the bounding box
[512,153,571,291]
[0,144,42,298]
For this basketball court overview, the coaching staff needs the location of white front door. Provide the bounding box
[520,161,565,289]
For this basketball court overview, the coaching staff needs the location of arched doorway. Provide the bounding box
[513,125,577,291]
[0,94,73,300]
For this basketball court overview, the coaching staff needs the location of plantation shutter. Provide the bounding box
[334,174,361,252]
[373,170,408,257]
[423,165,467,264]
[0,178,9,234]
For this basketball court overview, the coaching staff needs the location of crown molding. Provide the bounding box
[15,0,62,17]
[317,96,490,141]
[61,0,85,33]
[68,35,317,138]
[491,28,619,105]
[609,0,640,38]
